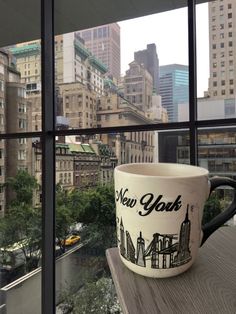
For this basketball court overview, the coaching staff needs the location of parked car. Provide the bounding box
[62,235,80,246]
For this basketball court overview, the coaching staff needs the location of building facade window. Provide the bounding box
[0,80,4,92]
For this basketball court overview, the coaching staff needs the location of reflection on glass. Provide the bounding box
[198,128,236,180]
[158,130,190,164]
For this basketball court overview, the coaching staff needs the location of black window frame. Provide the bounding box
[1,0,236,313]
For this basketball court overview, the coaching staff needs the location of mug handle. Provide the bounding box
[201,177,236,246]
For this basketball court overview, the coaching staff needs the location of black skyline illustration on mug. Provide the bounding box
[118,205,192,269]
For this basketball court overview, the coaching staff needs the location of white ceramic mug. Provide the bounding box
[114,163,236,278]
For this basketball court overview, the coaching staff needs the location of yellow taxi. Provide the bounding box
[63,235,80,246]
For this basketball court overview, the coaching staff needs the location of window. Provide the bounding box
[0,64,4,74]
[1,1,236,313]
[0,80,4,92]
[18,103,26,113]
[0,166,4,176]
[0,114,3,126]
[225,101,235,116]
[220,42,224,48]
[228,13,232,19]
[229,41,233,47]
[18,138,27,144]
[18,118,27,129]
[18,150,26,160]
[221,80,225,86]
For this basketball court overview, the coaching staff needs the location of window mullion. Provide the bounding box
[41,0,55,313]
[188,0,198,165]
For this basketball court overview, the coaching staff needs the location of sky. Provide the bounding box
[118,3,209,97]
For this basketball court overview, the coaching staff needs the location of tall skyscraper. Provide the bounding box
[159,64,189,122]
[77,23,120,80]
[208,0,236,99]
[134,43,160,94]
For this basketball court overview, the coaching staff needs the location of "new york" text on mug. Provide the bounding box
[115,188,183,216]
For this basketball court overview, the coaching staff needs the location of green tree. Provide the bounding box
[71,184,116,252]
[56,184,74,252]
[5,169,38,206]
[0,170,41,272]
[202,192,222,225]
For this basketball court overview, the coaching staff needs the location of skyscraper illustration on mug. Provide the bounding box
[118,205,192,269]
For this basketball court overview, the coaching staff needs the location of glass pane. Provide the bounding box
[54,4,188,130]
[197,1,236,120]
[0,7,42,133]
[157,129,190,164]
[54,130,163,311]
[0,138,42,312]
[198,127,236,226]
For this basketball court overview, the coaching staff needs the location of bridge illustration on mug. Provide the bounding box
[118,205,192,269]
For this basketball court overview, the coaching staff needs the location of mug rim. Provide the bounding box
[115,162,209,179]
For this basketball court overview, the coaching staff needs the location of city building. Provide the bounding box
[124,61,153,112]
[33,139,102,203]
[0,49,32,212]
[134,43,160,94]
[10,41,41,93]
[58,82,97,129]
[159,64,189,122]
[158,96,236,225]
[77,23,120,80]
[10,35,108,131]
[10,34,107,95]
[67,143,101,188]
[97,80,160,165]
[208,0,236,99]
[91,141,117,185]
[178,96,236,121]
[60,33,107,92]
[158,126,236,181]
